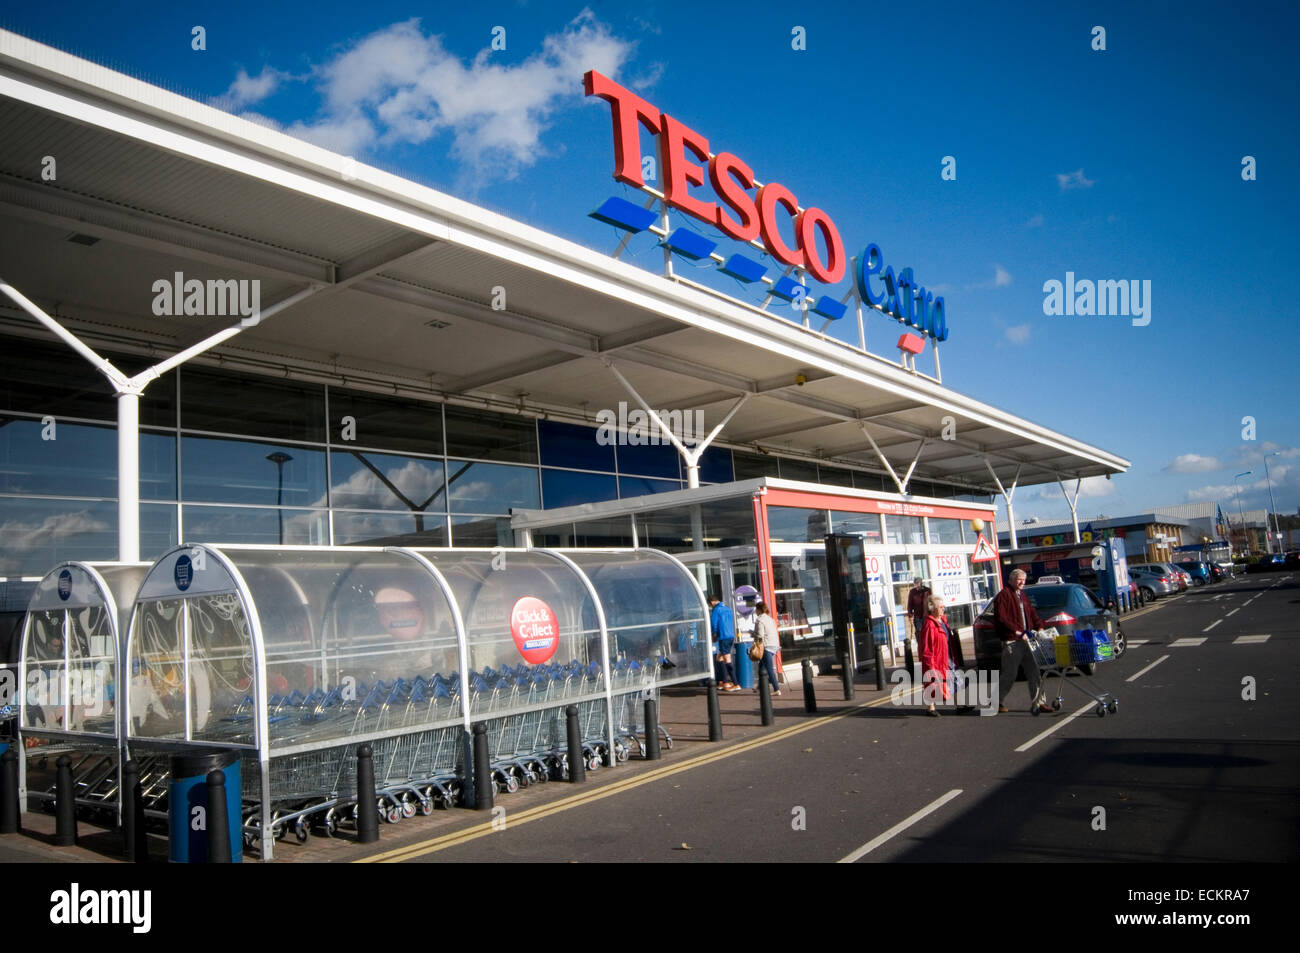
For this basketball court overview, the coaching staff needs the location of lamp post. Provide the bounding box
[266,451,293,544]
[1262,452,1281,555]
[1233,470,1252,555]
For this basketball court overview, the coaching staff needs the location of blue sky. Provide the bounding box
[4,0,1298,526]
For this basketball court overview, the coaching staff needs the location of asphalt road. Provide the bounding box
[379,573,1299,863]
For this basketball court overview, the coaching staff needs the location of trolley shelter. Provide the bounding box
[17,561,149,821]
[119,543,707,859]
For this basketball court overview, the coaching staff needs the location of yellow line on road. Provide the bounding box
[358,691,897,863]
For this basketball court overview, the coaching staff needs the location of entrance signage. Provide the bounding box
[585,70,950,341]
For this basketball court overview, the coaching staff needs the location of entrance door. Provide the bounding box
[825,534,875,670]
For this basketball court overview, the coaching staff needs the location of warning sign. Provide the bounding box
[971,533,998,563]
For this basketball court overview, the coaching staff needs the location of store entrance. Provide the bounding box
[824,534,877,671]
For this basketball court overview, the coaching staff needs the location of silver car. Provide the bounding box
[1129,566,1177,601]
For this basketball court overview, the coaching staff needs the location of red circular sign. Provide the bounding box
[510,596,560,665]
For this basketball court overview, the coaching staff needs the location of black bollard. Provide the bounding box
[54,754,76,846]
[121,759,138,859]
[205,769,231,863]
[355,744,378,844]
[565,706,585,783]
[800,659,818,714]
[643,698,661,760]
[472,723,493,809]
[706,679,723,741]
[875,644,886,691]
[903,636,915,673]
[0,747,18,834]
[840,652,855,701]
[758,668,774,726]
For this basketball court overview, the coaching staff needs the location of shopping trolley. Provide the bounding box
[1028,628,1119,717]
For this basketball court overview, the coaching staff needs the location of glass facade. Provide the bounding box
[0,334,992,575]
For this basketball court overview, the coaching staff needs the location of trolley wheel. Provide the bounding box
[587,753,602,771]
[271,811,287,841]
[385,803,403,824]
[323,809,339,837]
[1108,700,1119,714]
[294,817,309,843]
[1052,698,1062,712]
[663,734,673,751]
[1095,704,1106,718]
[1031,705,1041,717]
[615,744,630,763]
[504,774,520,795]
[446,780,464,806]
[400,796,417,819]
[418,796,435,816]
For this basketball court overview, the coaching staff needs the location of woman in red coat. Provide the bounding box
[918,593,950,716]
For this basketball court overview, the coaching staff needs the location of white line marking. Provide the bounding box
[1226,608,1240,617]
[1015,701,1095,753]
[1173,637,1207,646]
[1233,634,1271,645]
[1126,639,1149,647]
[1203,619,1223,632]
[1127,654,1170,682]
[838,789,964,863]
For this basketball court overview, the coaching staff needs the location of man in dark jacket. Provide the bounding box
[992,569,1053,714]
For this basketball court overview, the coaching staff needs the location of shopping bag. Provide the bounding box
[1070,629,1112,664]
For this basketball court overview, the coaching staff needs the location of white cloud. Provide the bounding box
[1025,213,1044,228]
[1057,168,1095,190]
[1030,476,1116,502]
[1163,453,1222,474]
[213,66,289,110]
[994,264,1012,287]
[234,10,636,189]
[1004,323,1031,345]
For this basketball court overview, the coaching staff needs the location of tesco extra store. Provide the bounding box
[0,31,1128,679]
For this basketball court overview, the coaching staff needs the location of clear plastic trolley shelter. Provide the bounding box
[122,544,708,860]
[18,561,150,818]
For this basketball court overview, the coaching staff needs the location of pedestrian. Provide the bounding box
[752,601,781,696]
[708,595,740,692]
[992,569,1054,714]
[906,577,930,639]
[918,593,950,716]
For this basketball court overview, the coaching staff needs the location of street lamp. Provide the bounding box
[266,451,293,544]
[1262,451,1281,555]
[1233,470,1252,555]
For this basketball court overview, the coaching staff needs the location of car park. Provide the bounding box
[1128,566,1177,602]
[973,581,1127,677]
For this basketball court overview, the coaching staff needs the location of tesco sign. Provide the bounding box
[585,71,948,341]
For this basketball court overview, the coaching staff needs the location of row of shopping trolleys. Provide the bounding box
[240,657,673,847]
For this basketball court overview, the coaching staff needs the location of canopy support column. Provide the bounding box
[603,359,750,489]
[985,460,1022,551]
[0,277,323,561]
[1058,476,1083,542]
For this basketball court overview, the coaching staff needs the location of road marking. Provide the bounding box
[1173,637,1207,646]
[1126,639,1149,647]
[1015,701,1095,753]
[837,789,964,863]
[1233,634,1271,645]
[1127,655,1170,683]
[359,690,899,863]
[1226,608,1240,617]
[1202,619,1223,632]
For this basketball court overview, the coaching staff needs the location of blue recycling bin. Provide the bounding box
[169,749,242,863]
[734,641,755,688]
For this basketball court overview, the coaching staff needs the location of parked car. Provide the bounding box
[1129,566,1177,602]
[1134,563,1188,592]
[974,582,1127,677]
[1175,561,1210,586]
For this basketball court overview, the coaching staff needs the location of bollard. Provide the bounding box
[840,652,855,701]
[875,644,886,691]
[903,636,915,673]
[55,754,77,846]
[205,770,231,863]
[800,659,818,714]
[356,744,379,843]
[758,668,774,726]
[473,723,494,809]
[643,698,661,760]
[706,679,723,741]
[122,759,142,860]
[0,747,18,834]
[565,705,585,783]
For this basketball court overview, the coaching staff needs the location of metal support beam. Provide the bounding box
[1058,476,1083,542]
[985,459,1022,550]
[860,424,904,494]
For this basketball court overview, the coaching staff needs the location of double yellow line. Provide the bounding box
[357,690,895,863]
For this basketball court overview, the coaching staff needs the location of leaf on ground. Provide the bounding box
[677,842,692,851]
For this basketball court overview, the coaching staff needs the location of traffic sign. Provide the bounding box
[971,533,998,563]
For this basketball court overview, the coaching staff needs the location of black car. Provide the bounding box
[974,583,1127,677]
